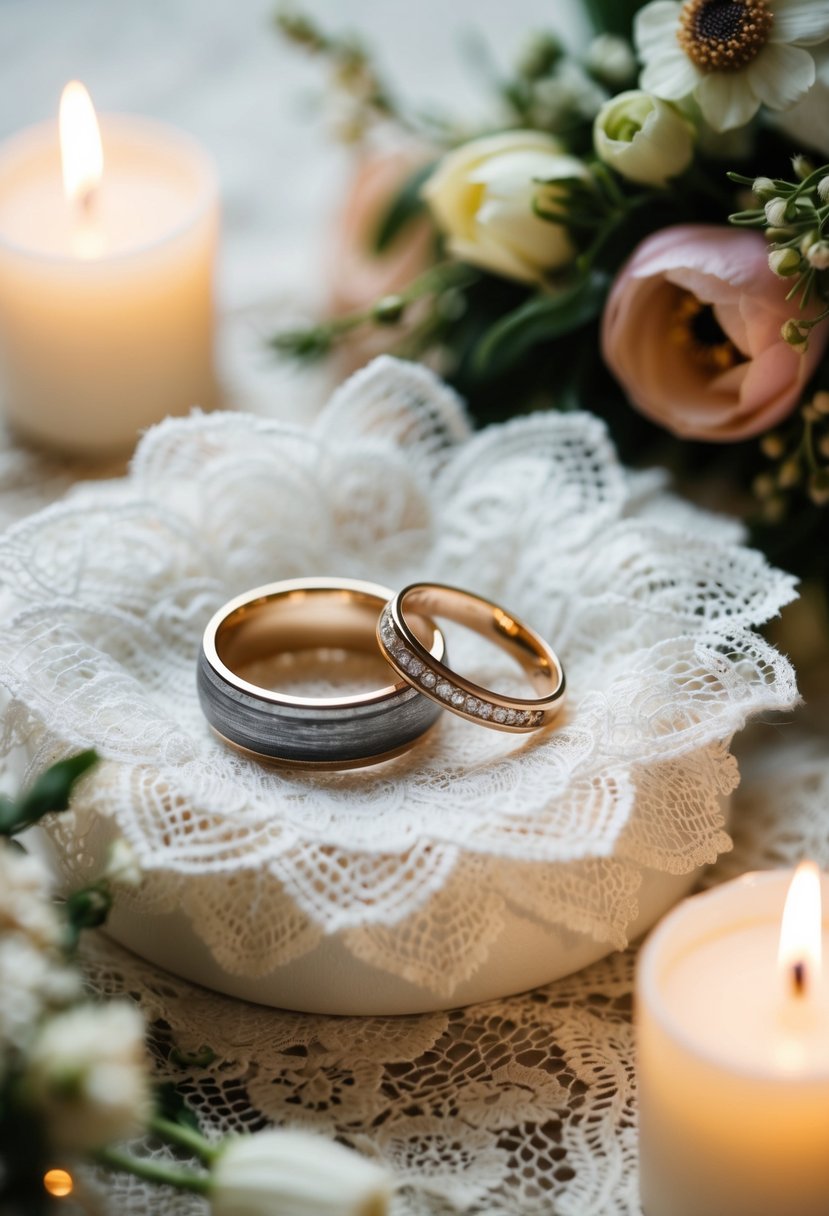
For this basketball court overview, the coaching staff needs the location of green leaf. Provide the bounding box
[155,1083,203,1134]
[471,273,609,379]
[371,161,434,254]
[11,750,99,834]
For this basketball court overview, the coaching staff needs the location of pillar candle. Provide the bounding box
[637,866,829,1216]
[0,83,219,456]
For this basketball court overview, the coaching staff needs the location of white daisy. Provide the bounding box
[635,0,829,131]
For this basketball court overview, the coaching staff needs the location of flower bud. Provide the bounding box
[752,176,776,200]
[792,154,814,181]
[764,198,790,227]
[585,35,637,88]
[516,32,564,80]
[768,248,801,277]
[813,390,829,415]
[752,472,776,499]
[26,1003,151,1152]
[781,318,808,348]
[778,457,802,488]
[806,240,829,270]
[818,176,829,203]
[593,91,694,187]
[760,432,785,460]
[808,470,829,506]
[211,1130,393,1216]
[423,130,589,284]
[372,295,406,324]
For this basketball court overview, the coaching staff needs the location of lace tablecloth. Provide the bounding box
[3,2,828,1213]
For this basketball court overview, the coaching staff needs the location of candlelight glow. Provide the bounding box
[778,860,822,997]
[59,81,103,209]
[43,1168,74,1198]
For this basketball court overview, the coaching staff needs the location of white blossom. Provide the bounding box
[211,1129,392,1216]
[0,845,62,952]
[26,1002,151,1152]
[593,90,695,187]
[423,130,589,284]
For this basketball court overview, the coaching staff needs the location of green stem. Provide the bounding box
[96,1147,211,1195]
[150,1116,220,1165]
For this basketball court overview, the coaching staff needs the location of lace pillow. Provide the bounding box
[0,358,798,1002]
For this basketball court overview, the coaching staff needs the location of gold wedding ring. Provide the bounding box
[377,582,565,732]
[199,578,447,768]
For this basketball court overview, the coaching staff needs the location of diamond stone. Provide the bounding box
[436,682,452,700]
[465,696,479,714]
[398,650,413,670]
[451,691,465,707]
[493,708,507,724]
[421,671,437,689]
[505,709,517,725]
[409,658,424,677]
[515,711,528,726]
[479,704,492,720]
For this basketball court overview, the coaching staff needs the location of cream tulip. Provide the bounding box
[422,131,588,284]
[593,91,695,187]
[211,1129,392,1216]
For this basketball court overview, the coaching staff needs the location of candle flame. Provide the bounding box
[59,81,103,210]
[778,860,822,999]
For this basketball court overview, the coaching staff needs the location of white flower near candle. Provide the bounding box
[637,865,829,1216]
[210,1129,392,1216]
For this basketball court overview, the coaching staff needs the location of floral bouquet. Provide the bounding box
[274,0,829,605]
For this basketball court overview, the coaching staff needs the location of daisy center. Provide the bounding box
[678,0,773,72]
[669,291,745,373]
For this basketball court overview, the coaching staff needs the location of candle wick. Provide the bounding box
[792,959,807,998]
[78,185,97,219]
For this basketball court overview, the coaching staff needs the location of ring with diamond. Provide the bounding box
[377,582,565,732]
[199,578,447,768]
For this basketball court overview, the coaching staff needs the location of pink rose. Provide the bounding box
[601,224,827,442]
[329,147,434,317]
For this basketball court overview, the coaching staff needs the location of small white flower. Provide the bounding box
[752,176,776,199]
[531,60,609,129]
[0,845,62,952]
[768,248,801,276]
[104,838,142,888]
[764,197,790,227]
[0,937,80,1060]
[806,240,829,269]
[26,1002,151,1152]
[593,90,695,186]
[423,130,590,284]
[818,175,829,202]
[211,1129,392,1216]
[585,34,638,88]
[635,0,829,132]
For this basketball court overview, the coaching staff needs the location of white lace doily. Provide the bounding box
[0,357,798,999]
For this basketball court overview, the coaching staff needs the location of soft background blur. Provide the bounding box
[0,0,588,412]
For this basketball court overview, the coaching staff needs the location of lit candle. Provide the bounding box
[637,864,829,1216]
[0,82,219,456]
